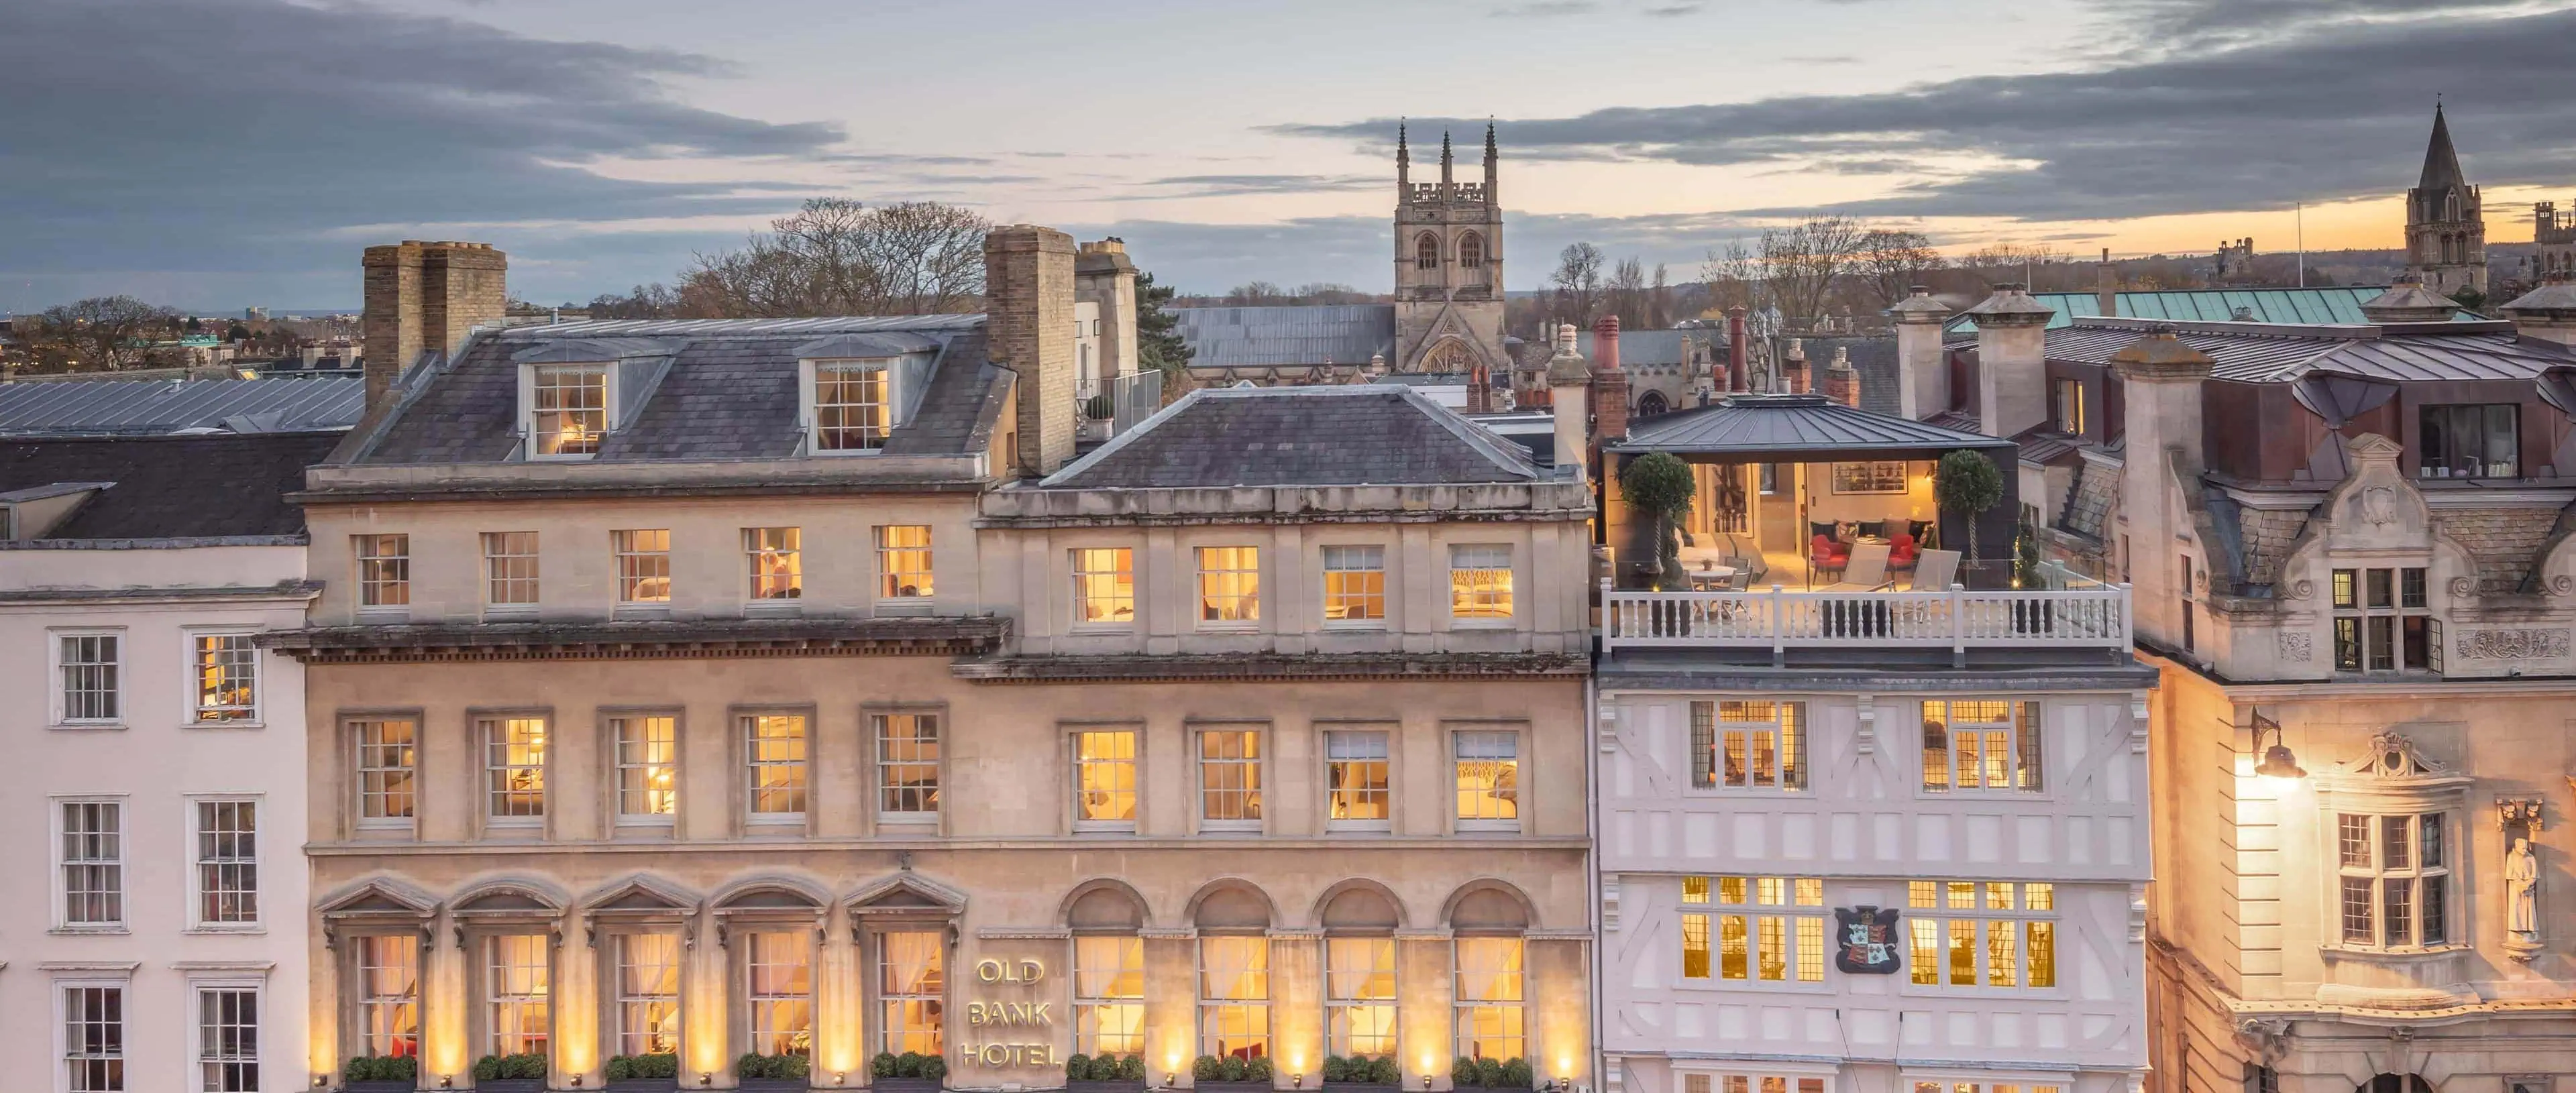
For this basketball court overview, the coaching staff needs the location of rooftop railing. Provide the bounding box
[1075,369,1163,443]
[1601,579,2133,654]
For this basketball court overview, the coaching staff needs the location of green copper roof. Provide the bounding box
[1942,286,2483,333]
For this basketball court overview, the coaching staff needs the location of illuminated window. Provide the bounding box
[743,528,802,601]
[614,529,671,605]
[1073,547,1136,624]
[56,632,120,724]
[2337,811,2451,947]
[814,360,892,451]
[1075,730,1138,829]
[1200,728,1263,827]
[1681,1074,1828,1093]
[1074,935,1146,1056]
[613,716,678,821]
[1197,546,1261,624]
[1920,700,2043,793]
[191,634,258,722]
[531,363,608,457]
[2331,567,2435,673]
[877,525,934,599]
[1199,936,1271,1060]
[1453,730,1519,828]
[58,800,124,927]
[193,799,259,927]
[481,531,539,609]
[1448,544,1514,621]
[1452,937,1523,1061]
[197,985,260,1093]
[744,931,812,1057]
[353,719,418,824]
[875,713,941,820]
[356,534,409,610]
[62,984,125,1093]
[614,933,682,1056]
[480,716,547,821]
[1678,876,1824,984]
[2051,377,2085,435]
[1905,880,2057,989]
[877,931,945,1054]
[353,934,421,1060]
[1326,730,1391,829]
[744,715,808,821]
[1326,937,1398,1057]
[1691,700,1807,791]
[1909,1082,2061,1093]
[1322,544,1387,625]
[484,934,550,1056]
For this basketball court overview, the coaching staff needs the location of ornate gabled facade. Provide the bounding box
[2406,105,2487,298]
[1394,123,1509,376]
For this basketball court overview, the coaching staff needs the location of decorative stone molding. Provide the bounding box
[2276,630,2313,662]
[2450,575,2479,599]
[1597,702,1619,755]
[2129,692,2151,753]
[1600,874,1622,932]
[2286,577,2316,601]
[2453,628,2571,660]
[1856,694,1878,756]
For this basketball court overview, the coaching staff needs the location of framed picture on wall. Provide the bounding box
[1831,461,1909,495]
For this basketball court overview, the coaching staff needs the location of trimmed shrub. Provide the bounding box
[1499,1060,1534,1090]
[1195,1056,1226,1082]
[877,1052,906,1079]
[1246,1056,1275,1083]
[739,1053,810,1080]
[1454,1058,1481,1088]
[608,1053,679,1081]
[1323,1057,1351,1083]
[1368,1057,1401,1086]
[474,1053,547,1080]
[1219,1055,1250,1082]
[1118,1053,1148,1081]
[897,1052,929,1078]
[920,1055,947,1082]
[1069,1054,1094,1080]
[346,1056,420,1083]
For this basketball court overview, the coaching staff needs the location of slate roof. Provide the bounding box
[0,376,362,437]
[1042,384,1541,489]
[2039,317,2574,384]
[1172,305,1398,368]
[1609,392,2013,457]
[351,315,1001,465]
[0,431,341,539]
[1940,286,2486,333]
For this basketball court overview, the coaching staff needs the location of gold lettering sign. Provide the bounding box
[975,959,1047,984]
[962,957,1055,1069]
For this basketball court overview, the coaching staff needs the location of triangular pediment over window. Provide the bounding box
[847,872,968,917]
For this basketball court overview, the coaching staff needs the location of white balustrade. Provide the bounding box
[1601,580,2132,652]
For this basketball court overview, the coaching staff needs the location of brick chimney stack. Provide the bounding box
[1823,346,1861,408]
[1726,306,1750,392]
[985,225,1079,477]
[361,240,506,414]
[1591,314,1629,445]
[1782,338,1809,394]
[1545,324,1591,471]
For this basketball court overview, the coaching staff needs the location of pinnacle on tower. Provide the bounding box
[1440,130,1454,186]
[1483,119,1498,203]
[1397,119,1410,191]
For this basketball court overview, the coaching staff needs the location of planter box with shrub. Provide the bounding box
[739,1051,813,1092]
[869,1050,949,1092]
[1450,1057,1535,1091]
[1065,1052,1148,1092]
[1320,1055,1401,1092]
[606,1053,682,1092]
[1191,1054,1277,1092]
[474,1051,548,1092]
[343,1055,419,1092]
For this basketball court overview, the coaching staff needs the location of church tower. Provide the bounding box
[2405,103,2488,298]
[1393,122,1509,373]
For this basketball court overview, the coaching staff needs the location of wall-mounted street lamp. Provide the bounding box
[2250,710,2306,781]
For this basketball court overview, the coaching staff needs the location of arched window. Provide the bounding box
[1636,390,1670,418]
[1193,882,1274,1061]
[1068,884,1148,1059]
[1416,233,1441,271]
[1320,884,1402,1059]
[1459,232,1484,270]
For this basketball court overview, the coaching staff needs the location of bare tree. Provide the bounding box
[1701,241,1758,316]
[680,198,990,319]
[19,296,182,373]
[1649,263,1671,329]
[1550,242,1606,327]
[587,284,682,319]
[1854,229,1944,310]
[1756,215,1870,331]
[1607,257,1649,328]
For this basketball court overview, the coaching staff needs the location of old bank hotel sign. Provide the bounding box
[962,956,1058,1070]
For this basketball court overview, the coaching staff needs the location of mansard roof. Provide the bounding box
[1171,304,1397,369]
[1040,384,1543,490]
[2040,316,2572,384]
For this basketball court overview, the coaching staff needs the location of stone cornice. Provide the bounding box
[953,650,1589,683]
[0,579,321,606]
[260,616,1010,663]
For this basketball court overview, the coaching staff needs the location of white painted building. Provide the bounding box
[1590,396,2153,1093]
[1,431,339,1093]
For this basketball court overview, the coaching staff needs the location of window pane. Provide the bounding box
[615,716,678,818]
[2338,815,2371,868]
[745,715,808,817]
[877,931,945,1055]
[614,529,672,603]
[617,933,682,1056]
[1196,546,1260,623]
[195,799,258,925]
[1680,913,1710,978]
[1453,730,1519,822]
[2421,874,2448,945]
[483,717,547,819]
[193,634,258,722]
[816,362,891,451]
[485,934,550,1056]
[1326,731,1390,823]
[1073,548,1136,624]
[355,935,421,1059]
[481,531,539,606]
[2381,815,2412,870]
[356,719,419,821]
[744,528,803,600]
[2341,876,2375,943]
[532,365,607,456]
[1199,729,1263,822]
[1448,544,1514,620]
[1322,545,1387,622]
[1921,703,1950,791]
[2420,814,2444,868]
[1075,731,1138,823]
[198,986,259,1093]
[876,713,941,818]
[61,801,124,925]
[746,931,813,1057]
[59,634,120,722]
[357,534,411,608]
[2383,878,2414,945]
[877,525,934,599]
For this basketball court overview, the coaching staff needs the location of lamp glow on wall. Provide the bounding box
[2248,709,2306,783]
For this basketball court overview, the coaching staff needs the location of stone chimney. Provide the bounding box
[1726,306,1750,392]
[1823,346,1861,408]
[2110,325,2213,650]
[1545,324,1591,471]
[362,240,506,413]
[1964,283,2053,437]
[1890,285,1948,420]
[985,225,1079,477]
[2500,276,2576,346]
[2096,248,2118,317]
[1781,338,1809,394]
[2359,274,2465,324]
[1591,314,1629,445]
[1075,239,1138,380]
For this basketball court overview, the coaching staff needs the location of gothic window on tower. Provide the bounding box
[1416,233,1441,271]
[1459,232,1484,270]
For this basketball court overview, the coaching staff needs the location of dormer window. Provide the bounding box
[529,363,609,459]
[811,359,893,452]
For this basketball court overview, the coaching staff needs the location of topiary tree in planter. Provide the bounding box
[1933,449,2004,567]
[1618,451,1697,588]
[2014,509,2042,588]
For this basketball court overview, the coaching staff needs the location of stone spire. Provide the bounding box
[1396,119,1410,193]
[1440,130,1454,188]
[2419,102,2466,194]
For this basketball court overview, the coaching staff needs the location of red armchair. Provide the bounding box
[1888,531,1919,569]
[1811,533,1849,575]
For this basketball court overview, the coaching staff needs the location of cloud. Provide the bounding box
[1644,3,1707,15]
[1488,1,1598,16]
[0,0,845,310]
[1278,2,2576,223]
[1142,174,1387,196]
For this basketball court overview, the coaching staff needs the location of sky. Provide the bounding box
[5,0,2575,312]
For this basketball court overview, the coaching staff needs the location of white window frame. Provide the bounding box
[1675,1066,1839,1093]
[1450,936,1525,1063]
[1196,726,1265,832]
[480,715,549,825]
[1918,699,2045,796]
[350,717,419,831]
[1902,880,2061,993]
[1451,729,1522,832]
[480,530,541,616]
[1321,544,1389,629]
[1194,545,1261,628]
[800,357,901,453]
[611,714,680,825]
[874,711,942,824]
[1073,934,1146,1057]
[875,524,935,601]
[743,713,810,827]
[349,933,421,1061]
[1676,876,1828,986]
[187,796,262,932]
[521,361,614,461]
[741,929,814,1057]
[1324,935,1398,1059]
[1071,728,1140,833]
[1446,543,1515,626]
[53,795,127,932]
[56,976,131,1093]
[51,629,123,728]
[186,630,261,726]
[354,534,411,616]
[612,931,684,1057]
[1688,700,1808,793]
[189,978,264,1093]
[1324,729,1393,833]
[613,528,673,609]
[481,933,553,1057]
[743,527,803,606]
[874,929,947,1055]
[1197,935,1272,1061]
[1071,546,1138,628]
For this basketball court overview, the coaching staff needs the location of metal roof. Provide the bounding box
[499,314,987,338]
[1942,286,2485,333]
[0,376,362,437]
[2040,319,2572,384]
[1609,392,2013,457]
[1172,304,1397,368]
[1044,384,1540,489]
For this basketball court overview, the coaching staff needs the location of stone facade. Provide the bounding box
[1393,125,1509,376]
[2405,105,2488,298]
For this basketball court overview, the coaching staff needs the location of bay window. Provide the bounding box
[1904,880,2056,990]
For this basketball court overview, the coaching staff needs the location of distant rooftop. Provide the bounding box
[1171,304,1397,369]
[1042,384,1544,490]
[0,376,362,437]
[1609,392,2012,459]
[2043,316,2567,384]
[1,431,343,540]
[1941,286,2486,334]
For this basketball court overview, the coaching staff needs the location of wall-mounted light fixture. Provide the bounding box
[313,1078,328,1090]
[439,1079,453,1090]
[570,1077,584,1089]
[2249,710,2306,781]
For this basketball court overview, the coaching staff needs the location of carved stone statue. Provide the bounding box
[2507,836,2540,938]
